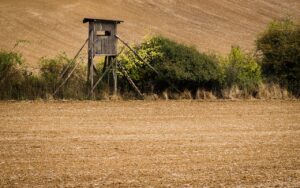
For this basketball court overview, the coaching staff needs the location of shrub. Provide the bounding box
[221,46,262,95]
[118,36,222,94]
[0,51,87,100]
[0,50,25,99]
[21,72,45,99]
[39,53,86,99]
[256,17,300,96]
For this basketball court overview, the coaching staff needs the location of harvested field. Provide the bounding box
[1,0,299,65]
[0,100,299,187]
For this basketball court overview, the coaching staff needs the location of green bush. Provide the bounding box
[221,46,262,95]
[256,17,300,96]
[39,56,66,93]
[0,51,87,100]
[39,53,86,99]
[0,50,25,99]
[21,72,45,99]
[118,36,222,94]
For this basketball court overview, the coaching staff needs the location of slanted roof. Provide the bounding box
[83,18,123,24]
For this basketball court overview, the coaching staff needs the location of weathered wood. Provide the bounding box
[102,56,108,73]
[84,19,123,96]
[88,22,95,89]
[107,56,111,92]
[93,22,118,56]
[112,57,118,95]
[83,18,123,24]
[54,18,124,97]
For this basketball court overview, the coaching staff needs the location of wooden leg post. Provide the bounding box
[89,57,94,91]
[88,22,95,95]
[112,56,118,96]
[107,57,111,94]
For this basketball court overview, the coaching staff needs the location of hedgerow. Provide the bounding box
[0,52,86,100]
[0,17,298,100]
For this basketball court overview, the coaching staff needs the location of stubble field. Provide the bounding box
[1,0,299,65]
[0,100,299,187]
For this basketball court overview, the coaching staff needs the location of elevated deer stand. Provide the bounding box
[53,18,162,99]
[83,18,123,96]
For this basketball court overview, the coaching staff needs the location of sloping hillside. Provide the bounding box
[0,0,299,67]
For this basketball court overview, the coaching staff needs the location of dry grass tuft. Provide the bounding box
[144,93,159,101]
[94,91,109,101]
[225,85,243,99]
[179,90,193,100]
[257,83,293,100]
[119,91,136,100]
[196,89,217,100]
[162,90,169,100]
[109,94,122,101]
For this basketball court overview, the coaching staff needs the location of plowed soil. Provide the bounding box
[0,0,299,66]
[0,100,299,187]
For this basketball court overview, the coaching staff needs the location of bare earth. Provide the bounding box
[0,100,299,187]
[1,0,299,66]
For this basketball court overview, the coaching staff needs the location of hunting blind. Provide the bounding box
[83,18,123,96]
[53,18,161,99]
[83,18,122,56]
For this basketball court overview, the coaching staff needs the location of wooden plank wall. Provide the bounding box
[94,23,117,56]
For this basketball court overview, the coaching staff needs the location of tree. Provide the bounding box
[256,17,300,96]
[222,46,262,94]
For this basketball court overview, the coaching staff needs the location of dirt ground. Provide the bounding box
[0,100,299,187]
[1,0,299,65]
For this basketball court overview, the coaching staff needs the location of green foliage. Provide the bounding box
[0,50,23,80]
[119,36,222,93]
[0,51,86,100]
[221,46,262,94]
[17,71,45,100]
[39,54,86,99]
[0,50,25,99]
[256,17,300,96]
[39,55,68,93]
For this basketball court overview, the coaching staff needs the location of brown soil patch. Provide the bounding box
[0,100,299,187]
[0,0,299,67]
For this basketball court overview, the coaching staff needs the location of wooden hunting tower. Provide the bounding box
[53,18,149,99]
[83,18,123,94]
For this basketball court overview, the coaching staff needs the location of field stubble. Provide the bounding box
[0,100,299,187]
